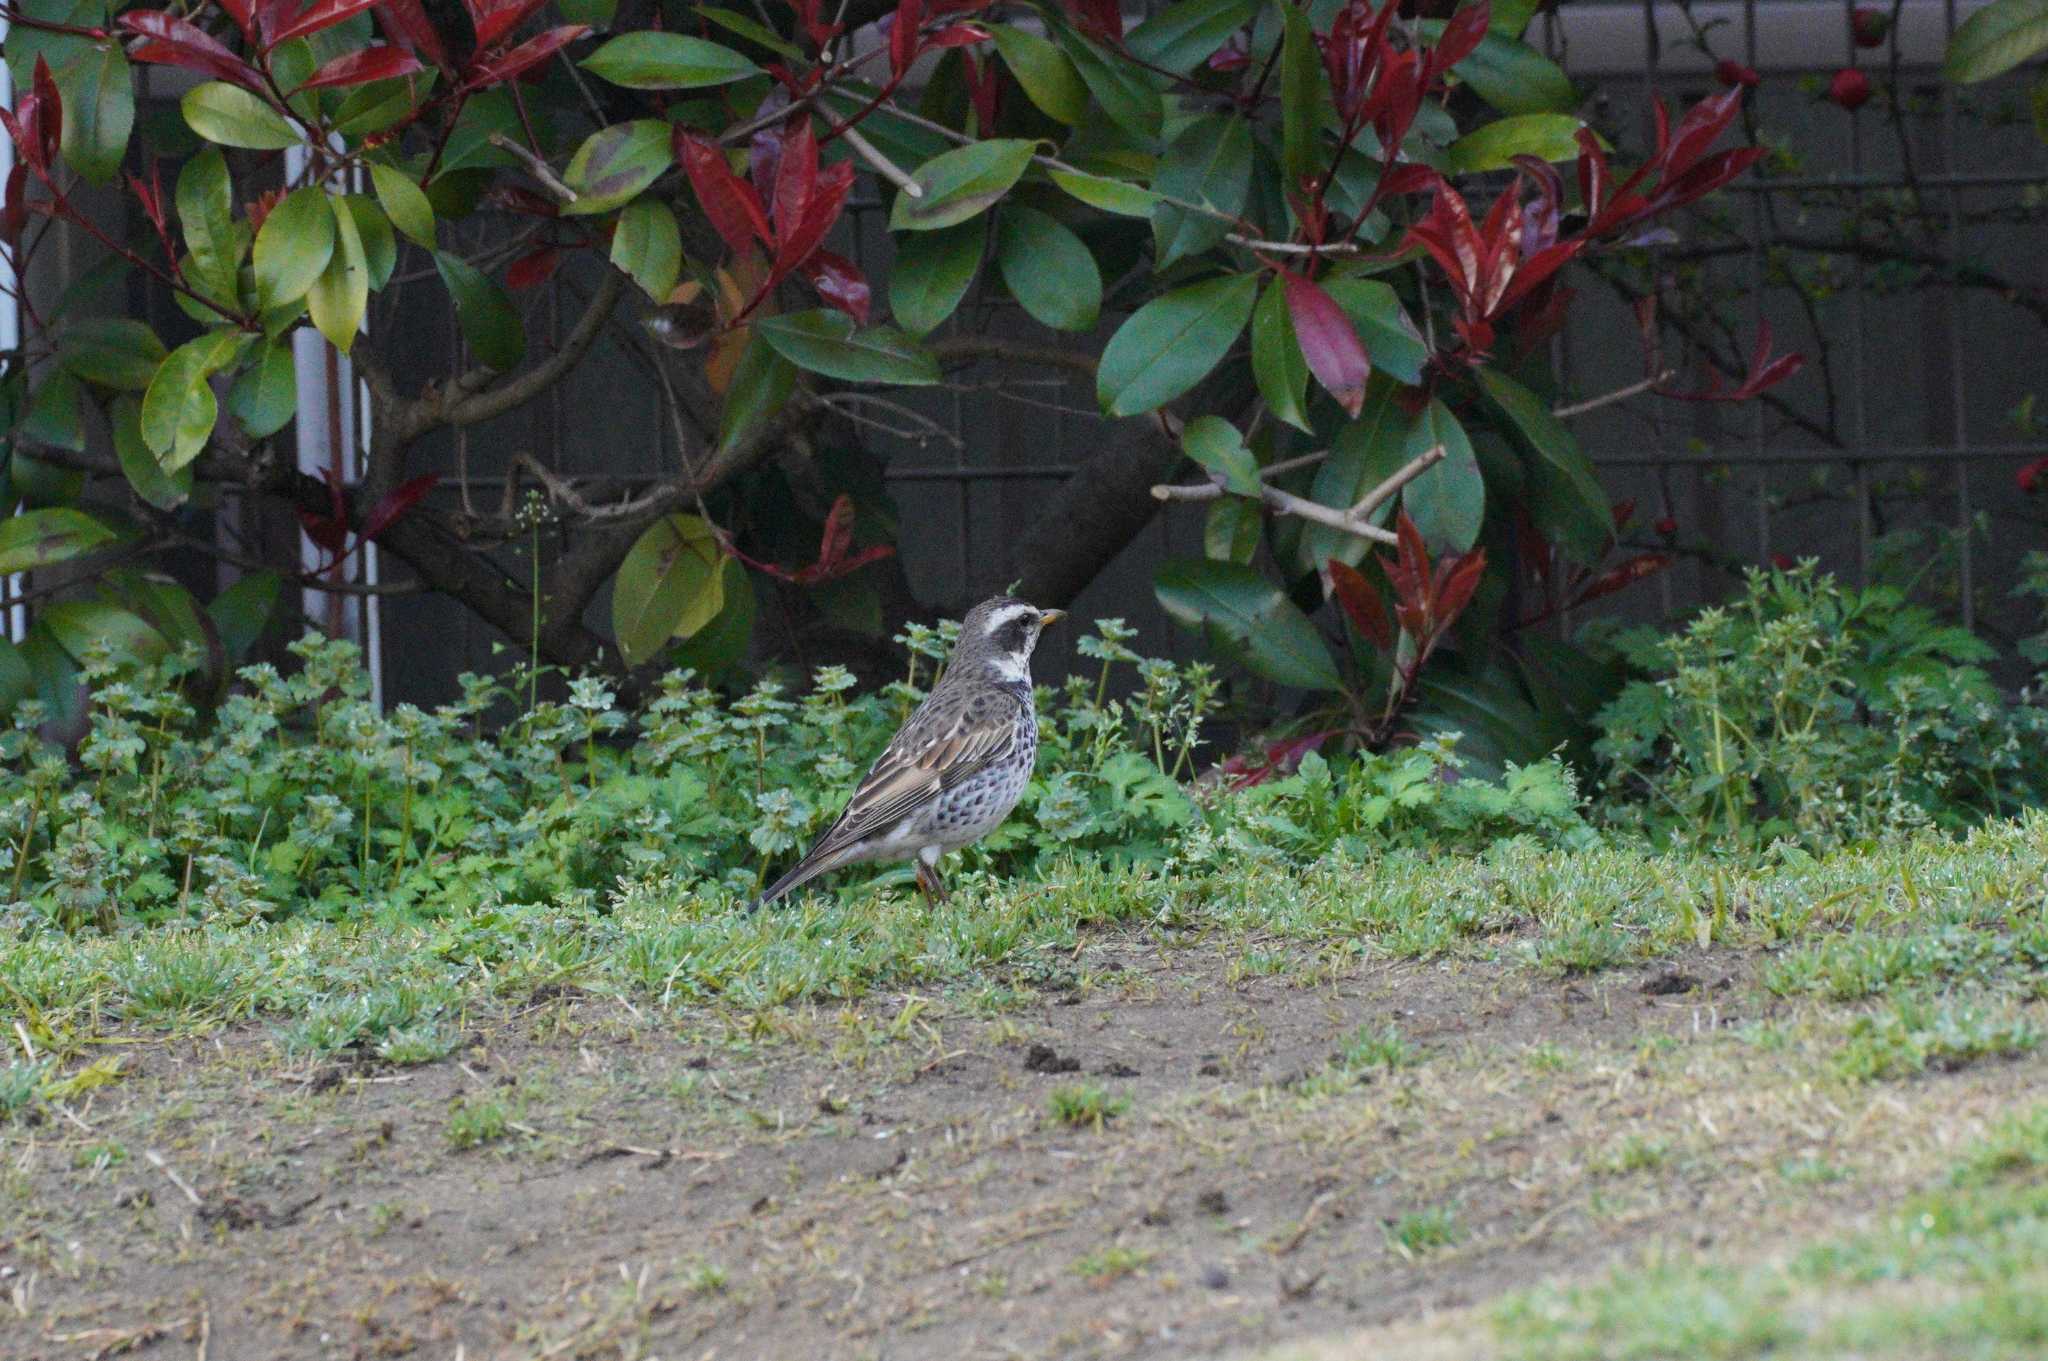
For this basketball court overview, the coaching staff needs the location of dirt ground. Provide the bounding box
[6,938,2044,1361]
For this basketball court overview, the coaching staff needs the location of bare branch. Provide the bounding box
[487,132,578,204]
[1351,445,1445,519]
[440,268,630,431]
[929,335,1099,379]
[1552,369,1676,420]
[839,123,921,198]
[1151,445,1447,547]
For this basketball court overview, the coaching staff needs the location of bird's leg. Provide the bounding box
[915,859,950,905]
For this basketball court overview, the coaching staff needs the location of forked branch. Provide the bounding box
[1151,445,1446,546]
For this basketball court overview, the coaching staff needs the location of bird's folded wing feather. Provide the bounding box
[807,694,1023,856]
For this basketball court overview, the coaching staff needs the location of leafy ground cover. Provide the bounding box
[4,818,2045,1358]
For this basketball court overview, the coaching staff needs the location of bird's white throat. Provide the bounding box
[986,651,1031,683]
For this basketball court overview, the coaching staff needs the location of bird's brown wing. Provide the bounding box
[802,689,1025,862]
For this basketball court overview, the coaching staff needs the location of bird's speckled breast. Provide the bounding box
[911,701,1037,849]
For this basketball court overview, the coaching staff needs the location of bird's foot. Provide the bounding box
[915,861,950,905]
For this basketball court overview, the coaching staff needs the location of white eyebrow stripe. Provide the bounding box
[982,603,1038,635]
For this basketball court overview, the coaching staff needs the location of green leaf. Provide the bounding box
[0,507,118,573]
[717,332,796,453]
[369,161,436,248]
[1945,0,2048,82]
[1401,399,1483,552]
[1451,33,1578,116]
[182,81,299,150]
[307,193,369,352]
[1204,497,1261,564]
[1097,273,1258,418]
[21,368,85,449]
[697,6,804,60]
[666,555,755,679]
[110,395,191,511]
[253,187,337,310]
[141,330,240,470]
[0,637,31,714]
[1058,26,1161,141]
[41,601,169,669]
[176,148,241,303]
[1181,415,1261,496]
[1304,378,1406,570]
[1446,113,1588,172]
[612,514,727,666]
[1151,114,1252,268]
[434,251,524,370]
[889,222,982,337]
[331,70,439,138]
[756,310,940,385]
[58,318,166,391]
[1476,367,1610,561]
[611,198,682,301]
[1048,166,1161,217]
[1251,277,1311,434]
[561,119,671,217]
[1320,277,1427,386]
[890,139,1037,231]
[580,32,760,89]
[56,41,133,184]
[557,0,617,26]
[1124,0,1258,74]
[995,207,1100,332]
[208,571,281,662]
[1155,558,1343,691]
[344,195,397,289]
[1280,2,1325,194]
[229,339,297,438]
[991,25,1089,124]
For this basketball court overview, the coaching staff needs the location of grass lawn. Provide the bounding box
[3,816,2046,1359]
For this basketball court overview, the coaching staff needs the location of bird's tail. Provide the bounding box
[751,848,838,910]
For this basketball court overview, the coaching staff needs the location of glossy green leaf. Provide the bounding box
[889,222,982,337]
[56,41,133,183]
[42,601,170,668]
[253,187,337,309]
[1280,1,1325,193]
[331,70,440,138]
[1446,113,1588,172]
[369,161,436,248]
[1452,33,1578,116]
[1250,277,1311,434]
[1945,0,2048,82]
[110,395,191,511]
[1476,367,1611,561]
[141,330,240,470]
[307,193,369,352]
[345,195,397,289]
[1097,273,1257,418]
[1155,558,1343,691]
[557,0,618,26]
[991,25,1089,124]
[177,148,241,303]
[1058,26,1161,141]
[612,513,727,666]
[1400,399,1483,552]
[0,507,118,573]
[1048,166,1161,217]
[58,318,166,391]
[717,333,797,454]
[1181,415,1260,496]
[21,369,85,450]
[612,198,682,301]
[1304,378,1406,570]
[667,556,756,679]
[697,6,804,60]
[1151,114,1252,268]
[756,310,940,385]
[580,32,760,89]
[435,251,524,370]
[209,571,282,662]
[996,207,1101,332]
[182,81,300,150]
[0,637,30,715]
[1124,0,1258,74]
[229,339,297,438]
[890,139,1037,231]
[1204,497,1261,565]
[561,119,671,216]
[1320,277,1428,386]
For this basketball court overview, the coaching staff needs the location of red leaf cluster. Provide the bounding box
[298,470,442,570]
[1324,513,1485,670]
[725,495,895,587]
[120,11,265,90]
[1313,0,1484,213]
[1658,320,1803,403]
[0,57,62,178]
[791,0,846,52]
[1218,729,1340,789]
[1512,503,1675,629]
[883,0,990,80]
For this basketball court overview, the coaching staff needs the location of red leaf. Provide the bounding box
[776,160,852,279]
[294,44,425,92]
[675,129,770,256]
[1378,163,1438,199]
[506,247,561,289]
[1433,547,1487,624]
[468,0,551,51]
[802,250,870,326]
[927,23,990,47]
[298,467,351,557]
[0,165,26,247]
[966,49,1002,131]
[889,0,925,78]
[1325,558,1394,653]
[1851,8,1890,48]
[771,115,818,241]
[1064,0,1121,42]
[1715,58,1760,88]
[789,0,844,50]
[1569,552,1672,607]
[1828,67,1871,111]
[1282,272,1370,419]
[129,165,167,236]
[1427,0,1490,81]
[462,24,586,89]
[732,494,895,585]
[246,187,284,234]
[30,56,61,172]
[375,0,453,73]
[219,0,258,41]
[1662,86,1742,179]
[361,473,442,542]
[2017,457,2047,495]
[1221,730,1339,790]
[265,0,380,49]
[121,11,266,89]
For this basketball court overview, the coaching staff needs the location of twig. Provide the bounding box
[144,1150,204,1207]
[1552,369,1676,420]
[839,123,920,197]
[487,132,577,204]
[1153,445,1445,545]
[818,391,963,446]
[1351,445,1444,519]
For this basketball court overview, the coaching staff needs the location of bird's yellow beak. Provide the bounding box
[1038,609,1066,628]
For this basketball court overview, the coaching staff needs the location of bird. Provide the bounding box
[755,596,1064,908]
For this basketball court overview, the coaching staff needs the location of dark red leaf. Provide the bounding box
[2017,457,2047,495]
[506,247,560,289]
[1851,8,1889,48]
[1569,552,1671,607]
[1828,67,1871,111]
[219,0,258,40]
[30,56,61,171]
[675,129,770,256]
[966,49,1002,131]
[926,23,990,48]
[265,0,380,49]
[1,165,26,247]
[1378,163,1438,199]
[1715,58,1760,88]
[121,11,267,88]
[730,494,894,585]
[462,24,586,89]
[482,184,561,217]
[1770,552,1796,571]
[889,0,925,77]
[1427,0,1490,81]
[771,115,818,240]
[298,467,351,557]
[1662,86,1742,179]
[129,165,166,236]
[1325,558,1395,653]
[1064,0,1121,42]
[1208,31,1250,71]
[1434,547,1487,624]
[375,0,453,73]
[789,0,843,50]
[1655,515,1677,536]
[361,473,442,542]
[1282,272,1370,419]
[294,44,425,92]
[802,250,870,326]
[246,187,284,233]
[775,160,851,279]
[468,0,550,51]
[1221,730,1339,790]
